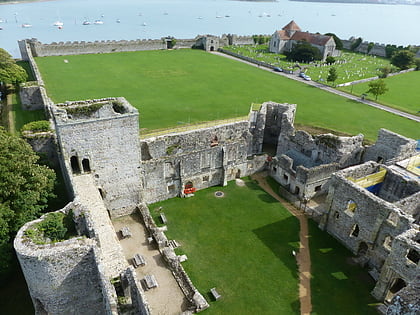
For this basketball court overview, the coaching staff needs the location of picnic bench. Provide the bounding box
[144,275,158,290]
[210,287,221,301]
[132,253,146,268]
[120,226,131,238]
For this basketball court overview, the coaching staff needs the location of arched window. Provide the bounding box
[82,158,91,172]
[70,156,81,174]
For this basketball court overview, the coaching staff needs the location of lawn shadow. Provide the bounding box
[253,217,300,278]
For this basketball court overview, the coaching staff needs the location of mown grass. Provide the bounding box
[151,178,380,314]
[340,71,420,116]
[11,94,45,134]
[35,50,419,141]
[308,220,379,315]
[151,178,300,314]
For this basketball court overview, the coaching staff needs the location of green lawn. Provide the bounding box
[151,178,300,314]
[35,50,419,141]
[308,220,378,315]
[223,45,390,85]
[340,71,420,116]
[151,178,379,314]
[11,94,45,134]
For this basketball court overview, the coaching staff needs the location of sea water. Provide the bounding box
[0,0,419,57]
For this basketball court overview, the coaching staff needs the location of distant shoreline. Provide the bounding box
[0,0,55,5]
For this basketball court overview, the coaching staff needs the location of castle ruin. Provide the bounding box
[13,39,420,314]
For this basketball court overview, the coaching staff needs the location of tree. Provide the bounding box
[366,79,388,101]
[325,33,343,50]
[285,41,322,63]
[0,127,55,275]
[327,67,338,86]
[415,58,420,71]
[0,48,28,85]
[390,50,415,70]
[378,66,391,78]
[325,56,336,65]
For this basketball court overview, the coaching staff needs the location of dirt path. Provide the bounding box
[251,173,312,315]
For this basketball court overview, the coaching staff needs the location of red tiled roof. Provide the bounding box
[276,30,290,40]
[290,32,332,46]
[282,20,301,32]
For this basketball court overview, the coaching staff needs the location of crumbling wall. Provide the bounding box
[372,229,420,302]
[364,129,417,164]
[140,120,266,203]
[386,275,420,315]
[22,131,59,168]
[378,171,420,203]
[14,207,118,315]
[322,162,419,276]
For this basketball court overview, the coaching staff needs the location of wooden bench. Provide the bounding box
[144,275,158,289]
[120,226,131,238]
[132,253,146,268]
[210,287,221,301]
[160,213,167,224]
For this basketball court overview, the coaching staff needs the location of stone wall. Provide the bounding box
[52,98,142,216]
[321,162,418,273]
[120,267,151,315]
[364,129,418,165]
[19,82,44,111]
[140,119,266,204]
[22,131,59,168]
[14,204,118,315]
[372,229,420,302]
[138,204,209,312]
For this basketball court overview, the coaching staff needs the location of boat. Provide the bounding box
[197,16,203,19]
[142,22,147,26]
[116,19,121,23]
[82,20,91,25]
[94,20,104,25]
[21,23,32,28]
[53,21,64,26]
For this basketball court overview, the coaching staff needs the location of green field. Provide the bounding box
[223,45,391,85]
[35,50,419,141]
[150,178,377,314]
[340,71,420,116]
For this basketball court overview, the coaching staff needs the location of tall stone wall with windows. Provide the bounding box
[51,97,142,217]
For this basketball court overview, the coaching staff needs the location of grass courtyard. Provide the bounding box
[34,49,419,141]
[150,178,377,314]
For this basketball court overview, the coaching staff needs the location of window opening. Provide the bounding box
[406,249,419,264]
[350,224,360,237]
[82,158,91,172]
[70,156,81,174]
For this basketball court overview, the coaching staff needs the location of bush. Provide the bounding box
[38,212,68,241]
[21,120,51,133]
[325,56,336,65]
[414,58,420,71]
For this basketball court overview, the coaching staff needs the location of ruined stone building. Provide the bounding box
[14,41,420,314]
